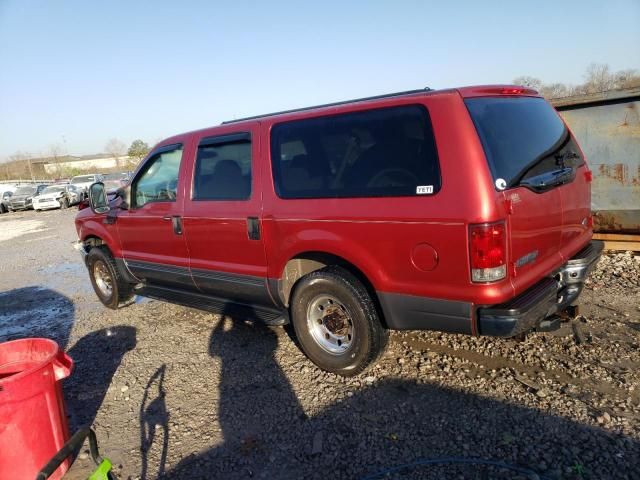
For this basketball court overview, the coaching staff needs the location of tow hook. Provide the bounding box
[535,315,561,332]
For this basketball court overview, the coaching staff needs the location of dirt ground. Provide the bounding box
[0,208,638,480]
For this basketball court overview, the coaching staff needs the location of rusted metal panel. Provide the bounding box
[553,89,640,234]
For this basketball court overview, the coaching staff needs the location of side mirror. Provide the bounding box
[89,182,110,214]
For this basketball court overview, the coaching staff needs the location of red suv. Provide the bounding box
[75,86,602,375]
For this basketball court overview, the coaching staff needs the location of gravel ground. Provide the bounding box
[0,209,638,480]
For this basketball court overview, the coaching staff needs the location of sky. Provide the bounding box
[0,0,639,160]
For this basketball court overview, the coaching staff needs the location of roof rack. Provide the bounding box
[222,87,432,124]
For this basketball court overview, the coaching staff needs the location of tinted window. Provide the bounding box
[193,138,251,200]
[465,96,584,187]
[271,105,440,199]
[133,146,183,207]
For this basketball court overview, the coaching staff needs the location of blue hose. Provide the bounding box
[361,456,552,479]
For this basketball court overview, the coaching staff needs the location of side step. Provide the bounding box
[138,285,289,326]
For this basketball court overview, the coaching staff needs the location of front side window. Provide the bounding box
[193,135,251,201]
[133,145,183,208]
[271,105,441,199]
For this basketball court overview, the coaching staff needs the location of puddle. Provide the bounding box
[39,262,84,275]
[0,286,75,347]
[0,219,47,243]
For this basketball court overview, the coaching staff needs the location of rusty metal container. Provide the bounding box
[552,88,640,234]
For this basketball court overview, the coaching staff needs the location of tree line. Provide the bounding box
[0,139,150,181]
[514,63,640,99]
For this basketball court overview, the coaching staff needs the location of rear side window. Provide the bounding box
[193,134,251,201]
[271,105,440,199]
[465,96,584,188]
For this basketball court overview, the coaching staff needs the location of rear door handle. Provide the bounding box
[247,217,260,240]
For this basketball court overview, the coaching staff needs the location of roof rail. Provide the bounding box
[222,87,432,124]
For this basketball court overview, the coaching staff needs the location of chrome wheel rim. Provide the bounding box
[93,260,113,297]
[306,294,354,355]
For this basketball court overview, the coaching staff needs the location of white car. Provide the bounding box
[69,174,103,196]
[33,184,79,211]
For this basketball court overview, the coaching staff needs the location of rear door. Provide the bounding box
[182,123,273,307]
[465,95,590,293]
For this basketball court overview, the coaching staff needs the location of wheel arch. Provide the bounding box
[277,251,388,328]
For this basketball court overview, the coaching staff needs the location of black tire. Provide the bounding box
[87,246,135,309]
[0,204,6,214]
[290,266,389,376]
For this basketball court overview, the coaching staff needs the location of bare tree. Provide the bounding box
[613,69,640,89]
[583,63,616,94]
[48,143,65,178]
[105,138,127,169]
[539,82,571,99]
[513,76,543,91]
[8,151,34,181]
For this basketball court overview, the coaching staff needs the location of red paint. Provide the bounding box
[0,338,73,480]
[75,85,592,311]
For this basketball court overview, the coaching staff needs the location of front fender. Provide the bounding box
[78,218,122,257]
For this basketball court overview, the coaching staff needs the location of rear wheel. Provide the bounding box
[290,266,388,376]
[87,246,135,309]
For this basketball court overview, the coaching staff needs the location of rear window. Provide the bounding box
[271,105,441,199]
[465,96,584,188]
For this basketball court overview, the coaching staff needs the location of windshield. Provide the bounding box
[43,186,65,194]
[14,186,36,195]
[465,96,583,188]
[71,175,95,184]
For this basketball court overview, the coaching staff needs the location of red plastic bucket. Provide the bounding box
[0,338,73,480]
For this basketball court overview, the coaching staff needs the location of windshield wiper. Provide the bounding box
[508,130,571,188]
[519,167,576,192]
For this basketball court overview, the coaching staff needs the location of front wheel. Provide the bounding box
[290,266,388,376]
[87,246,135,309]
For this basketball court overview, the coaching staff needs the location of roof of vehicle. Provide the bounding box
[157,85,541,147]
[220,85,540,126]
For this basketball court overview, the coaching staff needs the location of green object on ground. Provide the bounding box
[88,458,112,480]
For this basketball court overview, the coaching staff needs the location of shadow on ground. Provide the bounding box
[0,286,75,346]
[153,317,640,480]
[0,286,136,433]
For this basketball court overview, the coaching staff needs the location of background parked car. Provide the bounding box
[33,184,80,211]
[70,174,103,198]
[0,191,12,214]
[102,172,131,192]
[8,184,48,211]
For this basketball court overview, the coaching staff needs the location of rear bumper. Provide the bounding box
[477,240,603,337]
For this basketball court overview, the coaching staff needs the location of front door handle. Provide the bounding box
[163,215,182,235]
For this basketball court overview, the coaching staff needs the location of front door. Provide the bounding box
[182,123,273,307]
[116,142,194,289]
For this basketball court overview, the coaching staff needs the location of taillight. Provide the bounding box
[78,199,89,210]
[469,222,507,282]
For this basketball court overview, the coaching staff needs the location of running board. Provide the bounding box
[137,285,288,326]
